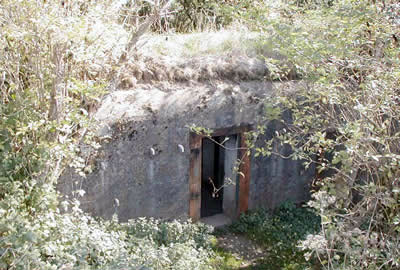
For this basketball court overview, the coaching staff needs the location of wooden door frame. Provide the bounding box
[189,124,252,221]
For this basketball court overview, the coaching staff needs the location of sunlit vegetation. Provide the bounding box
[1,0,399,269]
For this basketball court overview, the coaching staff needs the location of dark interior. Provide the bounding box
[201,136,225,217]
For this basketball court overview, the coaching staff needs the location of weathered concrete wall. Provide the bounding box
[249,118,315,210]
[58,80,314,221]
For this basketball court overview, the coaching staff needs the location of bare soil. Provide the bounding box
[217,232,266,267]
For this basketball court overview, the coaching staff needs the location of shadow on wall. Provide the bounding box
[249,117,315,210]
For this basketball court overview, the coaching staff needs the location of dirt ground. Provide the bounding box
[217,232,266,267]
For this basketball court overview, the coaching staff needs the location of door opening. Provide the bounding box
[201,136,225,218]
[189,124,252,222]
[200,134,239,218]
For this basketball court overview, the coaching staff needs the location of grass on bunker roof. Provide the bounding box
[136,28,273,59]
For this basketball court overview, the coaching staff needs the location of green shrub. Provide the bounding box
[230,202,321,270]
[128,0,240,33]
[0,203,216,270]
[0,1,220,268]
[169,0,234,32]
[125,217,213,248]
[237,1,400,269]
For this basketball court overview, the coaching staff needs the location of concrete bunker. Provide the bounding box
[58,82,314,222]
[58,33,315,222]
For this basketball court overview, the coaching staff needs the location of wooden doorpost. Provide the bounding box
[189,133,202,221]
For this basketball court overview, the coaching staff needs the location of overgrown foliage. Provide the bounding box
[168,0,239,32]
[124,0,239,33]
[1,206,215,269]
[230,202,320,270]
[3,0,400,269]
[0,1,219,269]
[242,1,400,269]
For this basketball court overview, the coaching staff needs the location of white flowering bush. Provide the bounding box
[1,199,216,269]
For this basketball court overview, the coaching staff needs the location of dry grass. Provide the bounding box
[116,29,295,89]
[137,29,262,58]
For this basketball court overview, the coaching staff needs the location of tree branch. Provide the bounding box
[120,0,175,63]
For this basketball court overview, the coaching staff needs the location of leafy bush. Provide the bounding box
[123,218,215,270]
[127,0,240,33]
[238,1,400,269]
[230,202,320,270]
[1,202,216,270]
[169,0,237,32]
[125,217,213,248]
[0,1,220,269]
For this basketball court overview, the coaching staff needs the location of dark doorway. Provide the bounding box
[189,124,252,222]
[201,136,225,217]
